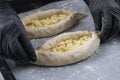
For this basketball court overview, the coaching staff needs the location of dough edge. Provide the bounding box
[22,9,85,39]
[32,31,100,66]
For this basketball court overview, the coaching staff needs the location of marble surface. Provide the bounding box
[1,0,120,80]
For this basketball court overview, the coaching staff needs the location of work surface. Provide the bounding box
[1,0,120,80]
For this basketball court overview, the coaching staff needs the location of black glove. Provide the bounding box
[8,0,63,13]
[0,1,36,63]
[0,56,16,80]
[84,0,120,42]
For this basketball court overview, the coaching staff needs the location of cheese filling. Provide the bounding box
[25,13,70,27]
[46,34,92,52]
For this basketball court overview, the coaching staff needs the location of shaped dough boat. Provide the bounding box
[33,31,100,66]
[22,9,85,38]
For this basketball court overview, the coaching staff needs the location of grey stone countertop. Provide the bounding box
[1,0,120,80]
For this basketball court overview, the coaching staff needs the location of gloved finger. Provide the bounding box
[1,20,19,58]
[100,11,112,42]
[1,20,19,56]
[3,21,29,63]
[84,0,90,5]
[2,31,28,63]
[111,3,120,22]
[18,33,36,62]
[7,45,20,62]
[1,36,9,58]
[12,15,36,62]
[1,27,8,58]
[109,3,120,38]
[115,0,120,6]
[15,19,36,62]
[1,20,20,40]
[108,17,120,39]
[9,38,29,63]
[3,32,27,62]
[90,9,102,31]
[15,20,36,62]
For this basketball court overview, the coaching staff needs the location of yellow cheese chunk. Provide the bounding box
[46,34,92,52]
[25,13,69,27]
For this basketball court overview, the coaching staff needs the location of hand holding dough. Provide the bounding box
[22,9,85,38]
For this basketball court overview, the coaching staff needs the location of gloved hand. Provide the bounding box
[84,0,120,42]
[0,1,36,63]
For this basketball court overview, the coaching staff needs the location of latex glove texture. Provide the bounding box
[84,0,120,42]
[0,1,36,63]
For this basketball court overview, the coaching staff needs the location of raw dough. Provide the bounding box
[33,31,100,66]
[22,9,85,38]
